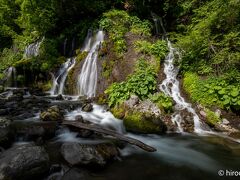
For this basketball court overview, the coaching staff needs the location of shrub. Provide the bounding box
[149,93,173,113]
[105,58,157,107]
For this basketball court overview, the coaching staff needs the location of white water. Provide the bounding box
[24,38,44,58]
[65,104,125,133]
[4,67,17,87]
[81,29,93,52]
[49,57,76,95]
[77,30,104,97]
[159,40,203,133]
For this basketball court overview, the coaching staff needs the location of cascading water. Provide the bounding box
[77,30,104,97]
[24,38,44,58]
[159,40,203,133]
[81,29,92,52]
[3,67,17,87]
[49,57,76,95]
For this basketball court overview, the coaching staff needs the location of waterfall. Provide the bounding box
[77,30,104,97]
[24,38,44,58]
[49,57,76,95]
[159,40,204,133]
[151,12,166,36]
[3,67,17,87]
[81,29,93,52]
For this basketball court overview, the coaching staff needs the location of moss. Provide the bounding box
[111,104,126,119]
[76,51,88,62]
[205,108,221,127]
[123,110,165,134]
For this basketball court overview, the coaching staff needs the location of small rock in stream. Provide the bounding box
[40,106,64,122]
[82,103,93,112]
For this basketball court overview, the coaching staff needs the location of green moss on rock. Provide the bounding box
[124,110,166,134]
[205,108,221,127]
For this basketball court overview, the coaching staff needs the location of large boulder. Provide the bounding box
[61,142,119,166]
[40,106,63,122]
[111,97,168,134]
[0,143,50,180]
[0,118,14,148]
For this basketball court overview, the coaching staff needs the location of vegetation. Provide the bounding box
[100,10,152,56]
[149,93,173,113]
[105,59,157,107]
[183,72,240,111]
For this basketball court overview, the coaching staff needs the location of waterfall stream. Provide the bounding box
[24,38,44,58]
[159,40,204,133]
[77,30,104,97]
[3,67,17,87]
[49,57,76,95]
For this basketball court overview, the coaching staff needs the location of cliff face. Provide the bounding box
[96,32,143,96]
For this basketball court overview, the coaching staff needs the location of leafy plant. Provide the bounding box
[183,72,240,111]
[105,58,157,107]
[149,93,173,113]
[134,40,168,61]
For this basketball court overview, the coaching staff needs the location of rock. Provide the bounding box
[125,95,139,107]
[40,106,63,122]
[62,168,88,180]
[61,142,119,166]
[72,115,93,137]
[56,94,64,100]
[222,118,230,125]
[200,110,207,118]
[11,121,57,141]
[123,110,167,134]
[78,95,88,102]
[0,109,8,116]
[0,143,49,180]
[215,109,222,118]
[0,118,14,148]
[82,103,93,112]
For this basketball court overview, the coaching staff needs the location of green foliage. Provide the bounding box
[134,40,168,61]
[100,10,152,55]
[183,72,240,111]
[149,93,173,113]
[105,59,157,107]
[205,108,221,127]
[175,0,240,84]
[0,48,22,72]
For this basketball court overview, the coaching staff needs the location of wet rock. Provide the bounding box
[222,118,230,125]
[200,110,207,118]
[56,94,64,101]
[40,106,63,122]
[11,121,57,141]
[61,142,119,166]
[0,118,14,148]
[73,115,93,137]
[82,103,93,112]
[62,168,88,180]
[0,143,50,180]
[123,110,167,134]
[0,109,8,116]
[78,95,88,102]
[125,95,139,107]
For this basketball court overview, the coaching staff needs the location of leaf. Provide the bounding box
[218,89,226,95]
[231,88,239,97]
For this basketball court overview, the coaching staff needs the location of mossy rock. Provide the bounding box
[40,106,63,122]
[123,110,166,134]
[205,109,221,127]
